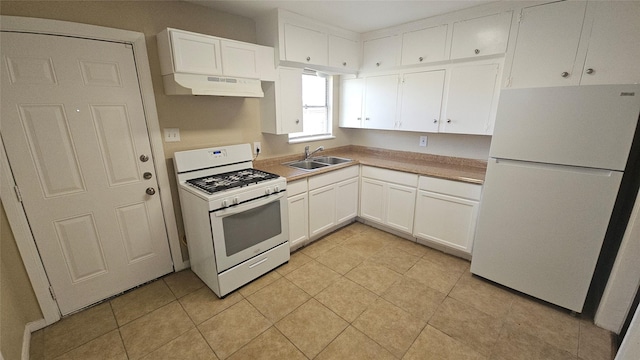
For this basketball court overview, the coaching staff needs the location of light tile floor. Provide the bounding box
[30,222,616,360]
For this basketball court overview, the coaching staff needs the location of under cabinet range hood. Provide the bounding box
[162,73,264,97]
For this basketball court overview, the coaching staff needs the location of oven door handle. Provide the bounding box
[213,192,285,217]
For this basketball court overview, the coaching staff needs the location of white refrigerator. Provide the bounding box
[471,85,640,313]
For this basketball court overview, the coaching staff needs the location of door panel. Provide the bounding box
[1,32,173,315]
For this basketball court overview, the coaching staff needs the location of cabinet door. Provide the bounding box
[284,23,328,66]
[401,25,448,65]
[450,12,512,60]
[278,67,304,134]
[339,78,364,128]
[398,70,445,132]
[336,177,359,224]
[414,190,479,254]
[329,35,360,72]
[363,74,399,130]
[288,193,308,249]
[362,35,401,71]
[170,30,222,75]
[360,178,385,223]
[385,183,416,233]
[442,63,499,135]
[221,40,259,79]
[580,1,640,85]
[309,185,336,238]
[509,1,587,88]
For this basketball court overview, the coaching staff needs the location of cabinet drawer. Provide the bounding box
[418,176,481,200]
[308,166,359,190]
[287,179,308,197]
[362,166,418,187]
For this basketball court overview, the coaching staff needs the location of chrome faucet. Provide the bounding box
[304,145,324,160]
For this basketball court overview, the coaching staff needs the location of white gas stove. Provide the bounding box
[174,144,289,298]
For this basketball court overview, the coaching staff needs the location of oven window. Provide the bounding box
[222,201,282,256]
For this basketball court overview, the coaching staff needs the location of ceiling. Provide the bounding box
[186,0,494,33]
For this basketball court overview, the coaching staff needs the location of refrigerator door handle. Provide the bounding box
[494,158,615,177]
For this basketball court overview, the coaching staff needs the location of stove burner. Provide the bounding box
[186,169,280,194]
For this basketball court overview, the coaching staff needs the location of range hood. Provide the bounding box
[162,73,264,97]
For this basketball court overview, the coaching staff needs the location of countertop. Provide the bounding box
[253,145,487,184]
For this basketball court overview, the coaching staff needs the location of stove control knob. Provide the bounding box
[265,188,272,195]
[221,200,228,208]
[233,197,239,205]
[274,185,279,192]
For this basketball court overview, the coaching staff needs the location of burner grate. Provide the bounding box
[186,168,279,194]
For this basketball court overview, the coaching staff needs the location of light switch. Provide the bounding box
[164,128,180,142]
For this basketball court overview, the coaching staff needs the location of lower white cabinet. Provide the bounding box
[413,176,481,255]
[360,166,418,234]
[309,185,337,237]
[287,179,308,250]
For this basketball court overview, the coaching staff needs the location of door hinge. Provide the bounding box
[49,286,57,301]
[14,185,22,202]
[518,12,523,23]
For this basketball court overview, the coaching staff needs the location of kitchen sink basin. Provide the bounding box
[284,156,352,171]
[309,156,352,165]
[285,160,330,170]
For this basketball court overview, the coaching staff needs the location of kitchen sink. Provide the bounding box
[285,160,330,170]
[309,156,352,165]
[284,156,352,171]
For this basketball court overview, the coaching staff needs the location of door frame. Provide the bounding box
[0,16,186,326]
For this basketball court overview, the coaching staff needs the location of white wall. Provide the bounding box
[345,128,492,160]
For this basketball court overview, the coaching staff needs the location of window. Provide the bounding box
[289,71,333,142]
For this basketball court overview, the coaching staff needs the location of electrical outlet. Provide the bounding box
[419,135,428,147]
[164,128,180,142]
[253,142,261,155]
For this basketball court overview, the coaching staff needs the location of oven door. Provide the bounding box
[210,192,289,272]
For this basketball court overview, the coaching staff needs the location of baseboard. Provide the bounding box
[22,319,47,360]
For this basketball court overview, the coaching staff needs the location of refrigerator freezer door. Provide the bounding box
[470,158,623,312]
[490,85,640,171]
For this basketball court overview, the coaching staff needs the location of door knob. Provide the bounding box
[139,154,149,162]
[474,49,480,55]
[561,72,570,78]
[585,68,595,75]
[146,187,156,195]
[143,172,153,180]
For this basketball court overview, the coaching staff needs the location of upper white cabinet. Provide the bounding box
[398,70,445,132]
[329,35,360,72]
[508,1,587,88]
[579,1,640,86]
[401,25,448,66]
[362,74,399,130]
[441,62,500,135]
[168,30,222,75]
[256,9,360,74]
[260,67,303,134]
[508,1,640,88]
[157,28,274,80]
[283,23,328,66]
[450,12,512,60]
[362,35,401,71]
[339,77,364,128]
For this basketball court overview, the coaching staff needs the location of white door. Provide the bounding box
[308,185,336,237]
[385,183,416,233]
[363,74,399,130]
[339,78,364,128]
[1,32,173,315]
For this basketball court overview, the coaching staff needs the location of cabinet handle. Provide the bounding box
[433,119,438,124]
[561,71,570,78]
[474,49,480,55]
[586,68,595,75]
[146,187,156,196]
[306,56,311,62]
[419,56,424,62]
[447,119,452,123]
[357,117,362,120]
[139,154,149,162]
[295,119,300,124]
[365,117,370,121]
[376,62,381,67]
[343,62,347,66]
